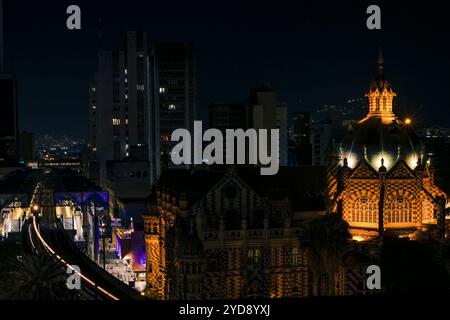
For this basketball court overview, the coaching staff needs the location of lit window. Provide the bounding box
[125,94,128,100]
[168,104,176,110]
[125,119,129,125]
[124,69,128,75]
[159,87,166,94]
[113,118,121,126]
[137,51,145,58]
[92,105,96,109]
[137,85,144,91]
[351,197,377,223]
[91,87,96,92]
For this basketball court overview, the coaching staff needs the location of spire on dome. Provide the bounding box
[377,47,384,77]
[361,48,397,123]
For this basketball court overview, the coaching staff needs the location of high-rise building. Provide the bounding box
[89,32,159,187]
[311,118,333,166]
[0,0,18,167]
[247,86,288,166]
[292,112,312,165]
[18,132,34,163]
[208,86,288,166]
[0,74,18,166]
[209,103,247,130]
[150,43,196,166]
[292,112,311,145]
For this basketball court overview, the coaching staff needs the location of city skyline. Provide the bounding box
[3,0,450,137]
[2,0,450,306]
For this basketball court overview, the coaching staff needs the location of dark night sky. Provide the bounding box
[4,0,450,138]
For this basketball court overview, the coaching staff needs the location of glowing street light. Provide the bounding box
[404,118,412,125]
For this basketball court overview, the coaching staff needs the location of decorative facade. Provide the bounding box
[143,167,328,299]
[329,51,448,241]
[143,51,450,299]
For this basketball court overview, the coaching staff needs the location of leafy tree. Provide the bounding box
[2,253,78,300]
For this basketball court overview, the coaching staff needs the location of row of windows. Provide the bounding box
[206,248,301,272]
[350,196,413,223]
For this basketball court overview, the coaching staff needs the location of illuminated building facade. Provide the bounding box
[144,167,328,299]
[329,51,448,241]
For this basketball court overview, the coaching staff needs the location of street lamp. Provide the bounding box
[31,204,40,217]
[100,220,107,269]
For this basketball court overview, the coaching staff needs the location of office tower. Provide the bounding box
[0,0,18,167]
[292,112,312,165]
[292,112,311,145]
[89,32,159,186]
[311,118,333,166]
[208,86,288,167]
[209,103,247,130]
[247,85,288,166]
[18,132,34,162]
[0,74,18,166]
[150,43,196,166]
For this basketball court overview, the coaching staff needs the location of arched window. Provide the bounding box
[350,196,377,223]
[386,195,413,223]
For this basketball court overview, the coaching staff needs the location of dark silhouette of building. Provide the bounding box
[151,43,196,167]
[18,131,34,162]
[0,1,18,167]
[0,74,18,166]
[209,103,247,130]
[88,31,161,189]
[292,111,312,165]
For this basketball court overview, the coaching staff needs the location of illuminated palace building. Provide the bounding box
[143,52,449,299]
[330,52,448,241]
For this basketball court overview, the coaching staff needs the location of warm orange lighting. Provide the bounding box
[32,204,39,212]
[404,118,412,125]
[352,235,366,242]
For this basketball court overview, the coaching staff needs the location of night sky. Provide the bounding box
[4,0,450,138]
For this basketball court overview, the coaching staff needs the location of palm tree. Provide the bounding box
[4,253,78,300]
[299,213,350,296]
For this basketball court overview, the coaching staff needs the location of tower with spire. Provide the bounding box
[329,48,448,243]
[362,48,397,123]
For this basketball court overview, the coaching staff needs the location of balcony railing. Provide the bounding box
[202,228,300,241]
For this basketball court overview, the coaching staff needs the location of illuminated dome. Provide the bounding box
[340,50,424,171]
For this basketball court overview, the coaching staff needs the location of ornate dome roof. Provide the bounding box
[340,117,423,171]
[340,50,424,171]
